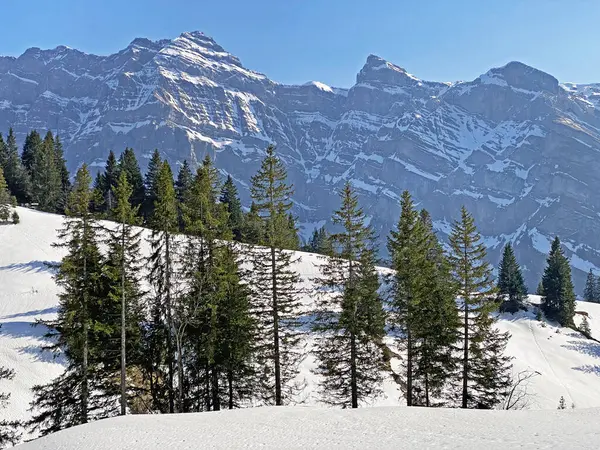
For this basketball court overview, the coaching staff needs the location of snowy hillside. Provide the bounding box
[16,406,600,449]
[2,208,600,436]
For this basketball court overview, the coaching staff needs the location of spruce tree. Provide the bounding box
[541,237,576,327]
[536,281,545,297]
[119,148,145,210]
[241,202,264,244]
[448,206,512,409]
[175,160,193,203]
[30,131,62,212]
[249,144,304,406]
[584,269,596,303]
[99,150,120,212]
[105,171,145,415]
[0,134,7,173]
[220,175,244,241]
[3,128,31,204]
[143,149,162,220]
[0,325,20,447]
[146,160,178,413]
[21,130,42,174]
[0,167,14,223]
[304,226,331,255]
[497,243,527,313]
[313,182,386,408]
[53,136,71,213]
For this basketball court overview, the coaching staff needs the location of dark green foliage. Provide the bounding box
[0,326,21,448]
[249,145,304,406]
[143,149,162,220]
[449,206,512,409]
[497,243,527,313]
[536,281,545,297]
[21,130,42,173]
[0,168,14,223]
[313,182,386,408]
[0,134,7,173]
[583,269,597,303]
[54,136,71,213]
[175,160,193,203]
[541,237,576,327]
[11,211,19,224]
[3,128,31,204]
[220,175,244,241]
[118,148,145,210]
[96,150,120,213]
[303,226,331,255]
[31,131,63,212]
[241,202,264,244]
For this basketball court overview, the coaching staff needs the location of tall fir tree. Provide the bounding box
[0,333,20,447]
[3,128,31,204]
[21,130,42,174]
[303,226,331,255]
[143,149,162,221]
[118,148,145,210]
[0,167,14,223]
[583,269,596,303]
[241,201,264,244]
[53,135,71,213]
[541,237,576,327]
[220,174,244,241]
[0,134,7,173]
[30,131,62,212]
[29,165,115,435]
[448,206,512,409]
[105,171,145,415]
[175,160,193,203]
[497,243,527,313]
[313,182,386,408]
[99,150,120,212]
[249,145,304,406]
[146,160,178,413]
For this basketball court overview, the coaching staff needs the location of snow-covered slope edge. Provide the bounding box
[2,208,600,434]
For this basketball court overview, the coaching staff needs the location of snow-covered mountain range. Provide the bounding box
[1,31,600,289]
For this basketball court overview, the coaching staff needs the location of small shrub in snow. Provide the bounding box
[11,211,19,224]
[557,396,566,409]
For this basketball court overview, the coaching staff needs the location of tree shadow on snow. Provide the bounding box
[573,365,600,376]
[0,321,50,339]
[0,307,57,320]
[0,260,59,274]
[562,339,600,359]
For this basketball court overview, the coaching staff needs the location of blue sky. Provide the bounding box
[2,0,598,87]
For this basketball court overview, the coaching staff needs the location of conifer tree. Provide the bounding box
[105,171,145,415]
[31,131,62,212]
[119,148,145,210]
[497,243,527,313]
[448,206,512,409]
[99,150,120,212]
[579,315,592,338]
[536,281,545,297]
[242,202,264,244]
[0,167,14,223]
[0,326,20,448]
[29,165,113,434]
[304,226,331,255]
[175,160,193,203]
[146,160,178,413]
[313,182,385,408]
[0,134,7,173]
[541,237,576,327]
[143,149,162,220]
[249,145,304,406]
[21,130,42,174]
[53,136,71,213]
[583,269,596,303]
[3,128,31,204]
[220,175,244,241]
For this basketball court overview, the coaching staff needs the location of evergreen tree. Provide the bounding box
[0,134,7,173]
[249,145,304,406]
[53,136,71,213]
[313,182,386,408]
[541,237,576,327]
[579,315,592,338]
[30,131,62,212]
[497,243,527,313]
[584,269,596,303]
[0,167,15,223]
[3,128,31,204]
[146,160,178,413]
[105,171,145,415]
[119,148,145,210]
[29,165,115,435]
[143,149,162,220]
[557,396,567,409]
[304,226,331,255]
[536,281,545,297]
[448,206,512,409]
[21,130,42,174]
[284,213,300,250]
[0,326,20,448]
[241,202,264,244]
[99,150,120,212]
[175,160,193,203]
[220,175,244,241]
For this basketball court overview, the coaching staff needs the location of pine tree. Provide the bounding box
[146,160,178,413]
[0,326,20,448]
[584,269,596,303]
[30,131,62,212]
[0,134,7,173]
[497,243,527,313]
[143,149,162,220]
[536,281,545,297]
[3,128,31,204]
[220,175,244,241]
[249,145,304,406]
[21,130,42,174]
[313,182,386,408]
[541,237,576,327]
[53,136,71,213]
[99,150,120,212]
[0,167,14,223]
[119,148,145,210]
[448,206,512,409]
[175,160,193,203]
[241,202,264,244]
[29,165,114,435]
[105,171,145,415]
[304,226,331,255]
[579,316,592,338]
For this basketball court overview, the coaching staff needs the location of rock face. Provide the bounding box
[1,31,599,291]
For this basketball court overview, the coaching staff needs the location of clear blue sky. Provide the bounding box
[2,0,598,87]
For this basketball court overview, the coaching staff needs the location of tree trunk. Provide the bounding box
[211,366,220,411]
[176,332,184,413]
[205,363,211,411]
[165,231,175,413]
[462,273,469,409]
[81,248,89,424]
[120,225,127,416]
[271,246,282,406]
[350,331,358,409]
[228,368,234,409]
[406,330,413,407]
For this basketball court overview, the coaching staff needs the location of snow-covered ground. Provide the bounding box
[16,405,600,449]
[3,208,600,445]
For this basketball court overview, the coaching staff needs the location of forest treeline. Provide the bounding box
[0,129,581,445]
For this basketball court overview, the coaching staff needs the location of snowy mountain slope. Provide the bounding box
[16,405,600,450]
[3,207,600,441]
[2,33,600,290]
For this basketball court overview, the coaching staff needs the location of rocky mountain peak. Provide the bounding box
[478,61,559,94]
[356,54,421,86]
